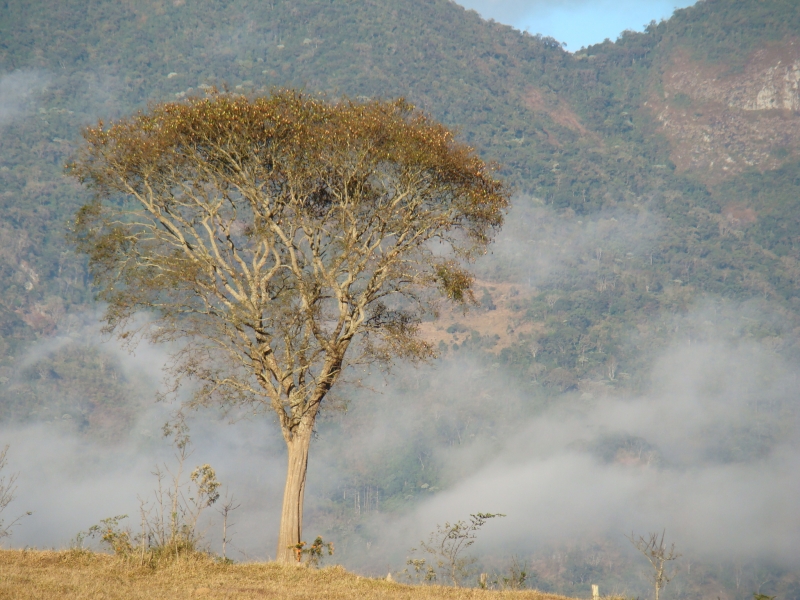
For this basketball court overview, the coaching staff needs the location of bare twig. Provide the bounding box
[217,489,241,560]
[0,445,32,541]
[408,512,505,586]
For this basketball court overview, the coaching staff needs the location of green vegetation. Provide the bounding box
[4,0,800,390]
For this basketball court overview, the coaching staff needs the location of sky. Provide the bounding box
[454,0,698,50]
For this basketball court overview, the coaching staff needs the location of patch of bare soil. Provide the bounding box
[419,281,540,352]
[522,87,595,141]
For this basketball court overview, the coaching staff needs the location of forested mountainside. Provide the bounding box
[3,0,800,406]
[2,0,800,597]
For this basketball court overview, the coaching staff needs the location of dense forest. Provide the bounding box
[1,0,800,598]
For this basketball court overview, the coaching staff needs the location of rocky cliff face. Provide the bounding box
[744,58,800,111]
[648,40,800,179]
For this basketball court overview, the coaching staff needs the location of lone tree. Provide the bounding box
[68,91,508,562]
[627,530,681,600]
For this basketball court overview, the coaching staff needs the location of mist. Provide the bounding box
[0,70,50,126]
[404,340,800,562]
[286,330,797,583]
[476,197,664,286]
[0,204,798,598]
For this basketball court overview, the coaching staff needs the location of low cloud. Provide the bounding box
[0,70,50,126]
[475,197,663,287]
[1,415,289,557]
[1,295,798,588]
[0,321,287,558]
[390,338,800,570]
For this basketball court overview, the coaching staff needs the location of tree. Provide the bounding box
[0,445,31,541]
[627,530,680,600]
[68,90,508,562]
[408,512,505,586]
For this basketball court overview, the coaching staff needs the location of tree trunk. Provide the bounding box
[276,426,312,563]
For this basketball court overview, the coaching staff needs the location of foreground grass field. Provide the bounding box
[0,550,585,600]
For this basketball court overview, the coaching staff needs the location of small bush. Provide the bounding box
[405,512,505,587]
[80,425,222,567]
[291,536,334,567]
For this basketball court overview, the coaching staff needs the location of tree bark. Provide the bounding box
[276,426,312,563]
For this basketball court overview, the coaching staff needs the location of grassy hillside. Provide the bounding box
[0,550,582,600]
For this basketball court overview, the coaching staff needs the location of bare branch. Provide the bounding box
[0,445,32,542]
[627,529,681,600]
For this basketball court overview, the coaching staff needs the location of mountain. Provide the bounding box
[1,0,800,596]
[4,0,800,382]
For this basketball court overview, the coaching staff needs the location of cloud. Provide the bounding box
[2,277,799,591]
[0,71,50,126]
[474,197,664,287]
[1,414,289,557]
[393,337,800,570]
[0,319,287,558]
[456,0,693,25]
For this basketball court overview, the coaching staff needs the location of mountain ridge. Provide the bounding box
[3,0,800,389]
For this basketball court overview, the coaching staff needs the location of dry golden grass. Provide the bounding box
[0,549,585,600]
[418,280,540,351]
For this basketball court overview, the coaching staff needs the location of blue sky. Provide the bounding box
[454,0,698,51]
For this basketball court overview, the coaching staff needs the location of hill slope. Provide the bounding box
[3,0,800,390]
[0,550,579,599]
